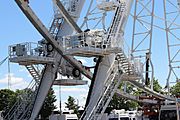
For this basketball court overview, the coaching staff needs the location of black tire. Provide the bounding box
[93,57,97,62]
[72,68,80,78]
[102,44,106,49]
[55,72,58,80]
[47,43,53,52]
[78,60,82,64]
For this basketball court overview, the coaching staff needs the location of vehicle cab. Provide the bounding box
[159,104,180,120]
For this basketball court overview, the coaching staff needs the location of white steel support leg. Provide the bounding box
[52,0,82,33]
[14,0,86,119]
[83,54,116,120]
[29,54,61,120]
[82,1,133,119]
[163,0,180,93]
[15,0,92,80]
[131,0,155,87]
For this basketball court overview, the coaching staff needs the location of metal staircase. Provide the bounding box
[87,64,120,120]
[111,3,125,34]
[106,2,125,45]
[3,8,63,120]
[87,50,139,120]
[49,17,63,37]
[3,65,43,120]
[116,52,133,75]
[3,80,39,120]
[25,65,41,82]
[83,2,141,119]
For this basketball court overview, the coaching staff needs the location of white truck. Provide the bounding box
[49,109,78,120]
[108,109,130,120]
[159,104,180,120]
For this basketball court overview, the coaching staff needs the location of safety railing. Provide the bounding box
[96,0,119,11]
[64,32,104,49]
[63,30,124,51]
[9,42,44,58]
[54,0,79,18]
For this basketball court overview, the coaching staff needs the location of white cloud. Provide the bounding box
[0,73,29,90]
[0,73,22,84]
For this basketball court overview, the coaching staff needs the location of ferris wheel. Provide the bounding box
[2,0,180,120]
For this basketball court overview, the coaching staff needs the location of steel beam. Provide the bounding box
[15,0,92,79]
[116,90,158,104]
[52,0,82,33]
[126,79,175,101]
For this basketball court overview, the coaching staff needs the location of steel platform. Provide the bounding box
[54,79,88,86]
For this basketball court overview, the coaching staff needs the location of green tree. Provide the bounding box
[106,94,139,113]
[0,88,57,119]
[106,78,163,113]
[65,96,80,118]
[170,82,180,97]
[0,89,16,111]
[152,78,162,93]
[39,88,57,119]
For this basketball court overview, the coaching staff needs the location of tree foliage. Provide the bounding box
[65,96,80,118]
[170,82,180,97]
[106,94,139,113]
[152,78,162,93]
[0,89,16,111]
[0,88,57,119]
[107,78,163,113]
[39,88,57,119]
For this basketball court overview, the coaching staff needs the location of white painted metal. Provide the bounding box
[25,65,41,83]
[6,1,179,120]
[15,0,92,79]
[29,0,86,119]
[80,0,107,30]
[63,29,122,57]
[3,79,39,120]
[131,0,155,89]
[82,54,116,120]
[9,1,90,118]
[6,0,87,119]
[163,0,180,94]
[96,0,118,11]
[29,55,61,120]
[9,42,55,65]
[82,1,134,119]
[126,79,175,101]
[116,89,158,104]
[52,0,82,33]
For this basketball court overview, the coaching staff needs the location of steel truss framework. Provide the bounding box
[3,0,180,120]
[163,0,180,93]
[80,0,107,30]
[131,0,155,89]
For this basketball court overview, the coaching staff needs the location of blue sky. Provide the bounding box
[0,0,178,110]
[0,0,91,109]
